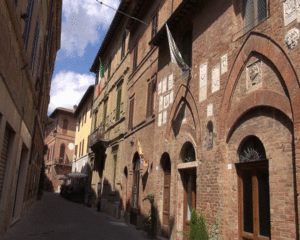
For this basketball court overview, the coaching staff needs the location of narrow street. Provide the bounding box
[0,192,148,240]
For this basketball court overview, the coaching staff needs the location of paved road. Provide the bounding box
[0,192,148,240]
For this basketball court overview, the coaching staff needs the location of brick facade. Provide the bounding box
[44,108,76,193]
[89,0,300,239]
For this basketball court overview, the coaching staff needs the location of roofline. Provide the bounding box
[90,0,131,73]
[73,85,95,117]
[49,107,74,118]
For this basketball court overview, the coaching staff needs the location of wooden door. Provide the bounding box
[162,171,171,237]
[238,161,270,240]
[183,169,196,234]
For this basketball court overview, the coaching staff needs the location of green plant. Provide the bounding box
[181,208,220,240]
[143,192,157,238]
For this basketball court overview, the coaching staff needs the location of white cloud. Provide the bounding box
[49,71,95,113]
[61,0,120,57]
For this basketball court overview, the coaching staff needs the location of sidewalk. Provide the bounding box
[0,192,149,240]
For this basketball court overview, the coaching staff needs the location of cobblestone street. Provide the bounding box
[0,192,148,240]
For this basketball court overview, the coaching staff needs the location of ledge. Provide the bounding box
[177,161,198,169]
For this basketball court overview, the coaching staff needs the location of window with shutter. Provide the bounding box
[0,126,11,199]
[133,42,138,71]
[59,144,65,163]
[147,75,156,118]
[23,0,35,50]
[121,32,126,60]
[243,0,267,33]
[151,12,158,39]
[31,21,40,73]
[116,86,122,121]
[128,98,134,130]
[62,119,68,134]
[103,100,108,131]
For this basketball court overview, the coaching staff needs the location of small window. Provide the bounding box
[78,117,81,132]
[243,0,267,33]
[103,100,108,130]
[128,98,134,130]
[151,11,158,39]
[30,21,40,73]
[182,30,193,67]
[107,57,112,80]
[146,75,156,118]
[121,32,126,60]
[59,144,65,163]
[133,41,138,71]
[207,121,213,150]
[62,119,68,134]
[116,85,122,121]
[82,139,84,156]
[23,0,35,50]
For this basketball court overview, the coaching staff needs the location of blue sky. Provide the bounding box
[48,0,120,114]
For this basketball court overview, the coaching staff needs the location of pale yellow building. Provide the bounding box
[73,85,94,174]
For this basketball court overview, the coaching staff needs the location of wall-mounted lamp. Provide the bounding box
[130,140,134,146]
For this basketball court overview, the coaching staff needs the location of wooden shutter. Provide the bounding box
[0,128,11,199]
[116,87,122,121]
[147,81,152,117]
[31,21,40,72]
[128,98,134,130]
[133,42,138,70]
[152,12,158,39]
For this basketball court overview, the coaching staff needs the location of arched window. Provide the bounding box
[59,144,65,163]
[181,142,195,163]
[237,136,270,239]
[62,119,68,134]
[207,121,213,150]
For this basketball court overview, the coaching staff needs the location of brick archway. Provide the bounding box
[166,85,201,145]
[218,32,300,142]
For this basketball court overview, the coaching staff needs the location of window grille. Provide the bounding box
[23,0,35,50]
[243,0,267,33]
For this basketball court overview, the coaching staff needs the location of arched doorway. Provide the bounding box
[160,153,171,238]
[179,142,196,234]
[236,135,270,240]
[130,153,140,225]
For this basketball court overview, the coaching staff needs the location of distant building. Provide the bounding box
[73,85,94,178]
[89,0,130,219]
[0,0,62,235]
[44,108,76,193]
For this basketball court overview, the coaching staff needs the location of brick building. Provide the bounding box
[89,0,131,219]
[44,108,76,193]
[89,0,300,239]
[0,0,62,236]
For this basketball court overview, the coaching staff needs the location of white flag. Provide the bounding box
[166,24,190,72]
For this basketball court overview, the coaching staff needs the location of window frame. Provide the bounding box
[128,97,134,130]
[242,0,268,34]
[121,32,126,60]
[23,0,35,50]
[146,74,156,118]
[116,84,122,121]
[133,41,138,71]
[151,11,158,39]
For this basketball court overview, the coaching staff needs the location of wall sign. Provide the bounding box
[199,62,207,102]
[207,103,213,117]
[212,65,220,93]
[285,28,300,49]
[284,0,297,26]
[221,54,227,74]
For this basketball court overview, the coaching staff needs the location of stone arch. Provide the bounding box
[166,85,201,145]
[219,32,300,141]
[226,89,293,142]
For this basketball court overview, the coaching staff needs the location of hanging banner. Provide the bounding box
[137,140,148,167]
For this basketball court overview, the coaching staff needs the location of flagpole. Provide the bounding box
[96,0,149,26]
